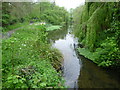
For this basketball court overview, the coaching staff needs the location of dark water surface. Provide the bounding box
[48,26,120,88]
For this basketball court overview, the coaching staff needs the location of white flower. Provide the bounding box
[22,44,26,46]
[23,44,26,46]
[40,22,46,25]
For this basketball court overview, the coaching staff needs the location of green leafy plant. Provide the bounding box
[2,24,65,88]
[46,25,62,31]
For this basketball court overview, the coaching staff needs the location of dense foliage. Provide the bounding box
[73,2,120,67]
[2,2,69,32]
[2,1,70,88]
[2,24,65,88]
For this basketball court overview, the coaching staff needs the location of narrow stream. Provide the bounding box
[48,26,120,88]
[52,27,81,88]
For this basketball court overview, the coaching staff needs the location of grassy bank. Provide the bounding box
[46,25,62,31]
[2,22,29,32]
[31,22,62,32]
[2,24,65,88]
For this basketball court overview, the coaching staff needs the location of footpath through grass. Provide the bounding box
[2,24,65,88]
[2,22,29,32]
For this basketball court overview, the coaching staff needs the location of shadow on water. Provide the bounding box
[48,25,120,88]
[78,55,120,88]
[48,26,68,43]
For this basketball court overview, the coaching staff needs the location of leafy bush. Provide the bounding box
[77,37,120,67]
[96,37,120,67]
[2,25,65,88]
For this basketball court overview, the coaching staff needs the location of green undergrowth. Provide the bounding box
[46,25,62,31]
[78,39,120,67]
[77,47,107,66]
[2,25,65,88]
[78,36,120,67]
[77,48,99,62]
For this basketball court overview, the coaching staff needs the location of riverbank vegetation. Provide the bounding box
[2,2,69,32]
[73,2,120,67]
[2,1,69,88]
[2,24,65,88]
[2,1,120,88]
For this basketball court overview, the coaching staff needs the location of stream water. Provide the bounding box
[48,26,120,88]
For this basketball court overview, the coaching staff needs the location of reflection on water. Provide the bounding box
[48,26,120,88]
[48,26,81,88]
[78,55,120,88]
[48,26,68,43]
[53,34,81,88]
